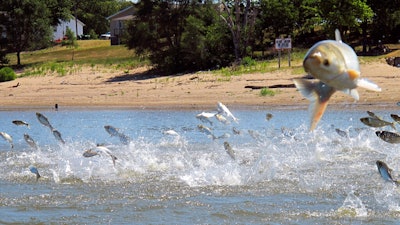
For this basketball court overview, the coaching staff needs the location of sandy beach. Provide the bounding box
[1,60,399,110]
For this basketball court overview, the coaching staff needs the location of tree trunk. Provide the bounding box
[16,51,21,66]
[74,3,79,39]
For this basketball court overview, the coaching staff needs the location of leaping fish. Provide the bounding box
[52,129,65,144]
[223,141,236,160]
[83,148,100,157]
[29,165,41,181]
[376,160,399,185]
[104,125,131,144]
[0,131,13,149]
[375,131,400,144]
[293,29,381,131]
[36,112,53,130]
[335,128,349,138]
[24,134,38,150]
[196,112,216,126]
[360,117,396,130]
[197,124,216,139]
[390,114,400,123]
[83,145,117,166]
[215,114,230,125]
[104,125,120,137]
[163,129,180,136]
[12,120,30,128]
[217,102,238,123]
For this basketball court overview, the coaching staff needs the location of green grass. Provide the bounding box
[213,48,306,77]
[260,87,275,96]
[6,40,149,77]
[5,40,394,78]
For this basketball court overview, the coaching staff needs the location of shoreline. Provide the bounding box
[0,102,398,112]
[1,60,399,111]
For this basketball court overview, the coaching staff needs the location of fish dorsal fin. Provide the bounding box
[335,29,342,43]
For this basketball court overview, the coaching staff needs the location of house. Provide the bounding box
[106,6,135,45]
[53,16,85,42]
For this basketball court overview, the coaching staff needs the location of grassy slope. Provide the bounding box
[7,40,142,67]
[5,40,400,77]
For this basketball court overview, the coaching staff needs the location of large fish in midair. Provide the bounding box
[293,29,381,130]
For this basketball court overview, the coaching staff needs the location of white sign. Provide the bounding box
[275,38,292,49]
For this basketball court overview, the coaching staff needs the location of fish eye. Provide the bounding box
[323,59,330,66]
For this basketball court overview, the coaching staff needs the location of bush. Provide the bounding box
[242,56,256,66]
[0,67,16,82]
[260,87,275,96]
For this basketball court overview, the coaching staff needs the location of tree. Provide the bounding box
[64,27,78,60]
[367,0,400,43]
[219,0,259,64]
[46,0,73,26]
[259,0,299,38]
[315,0,373,41]
[0,0,54,66]
[181,1,234,70]
[74,0,133,36]
[126,0,234,74]
[126,0,193,73]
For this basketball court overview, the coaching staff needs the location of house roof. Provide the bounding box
[106,6,135,21]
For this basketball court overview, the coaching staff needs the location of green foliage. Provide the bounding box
[259,0,300,38]
[126,0,233,74]
[317,0,373,35]
[1,0,54,65]
[63,27,78,48]
[0,67,16,82]
[3,0,400,71]
[242,56,256,66]
[19,61,79,77]
[0,51,9,65]
[260,87,275,97]
[216,60,271,76]
[74,0,133,36]
[88,29,98,39]
[220,0,258,62]
[62,27,78,61]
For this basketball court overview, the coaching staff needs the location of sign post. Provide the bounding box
[275,37,292,68]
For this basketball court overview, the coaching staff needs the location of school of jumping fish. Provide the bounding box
[2,29,400,185]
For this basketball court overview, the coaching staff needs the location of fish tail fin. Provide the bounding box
[356,78,382,92]
[293,79,336,131]
[36,173,41,181]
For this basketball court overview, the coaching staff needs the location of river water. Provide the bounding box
[1,107,400,224]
